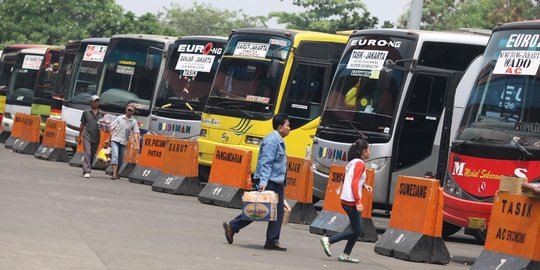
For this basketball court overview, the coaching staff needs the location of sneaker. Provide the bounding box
[223,222,234,244]
[320,237,332,257]
[338,254,359,263]
[83,173,90,178]
[263,242,287,251]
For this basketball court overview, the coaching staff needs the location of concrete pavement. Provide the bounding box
[0,146,483,269]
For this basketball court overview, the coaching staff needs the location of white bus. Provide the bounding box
[149,36,227,138]
[62,34,176,147]
[311,29,489,208]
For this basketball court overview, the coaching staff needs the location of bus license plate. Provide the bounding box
[468,217,486,230]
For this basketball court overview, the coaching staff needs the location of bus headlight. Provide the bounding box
[366,157,388,171]
[246,136,262,145]
[443,173,462,198]
[200,129,207,137]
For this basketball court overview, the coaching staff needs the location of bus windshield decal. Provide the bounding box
[346,49,388,71]
[175,53,215,73]
[493,50,540,75]
[22,55,43,70]
[116,65,135,75]
[233,42,270,58]
[83,45,107,62]
[246,95,270,104]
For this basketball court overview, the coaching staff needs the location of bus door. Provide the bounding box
[388,68,460,203]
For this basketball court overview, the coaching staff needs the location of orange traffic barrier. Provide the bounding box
[117,133,140,178]
[12,113,41,155]
[152,139,201,196]
[471,192,540,269]
[284,157,317,224]
[128,133,168,185]
[4,113,24,149]
[309,165,377,242]
[34,119,68,162]
[198,145,252,208]
[68,136,85,167]
[374,176,450,264]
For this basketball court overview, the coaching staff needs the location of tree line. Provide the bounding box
[1,0,539,48]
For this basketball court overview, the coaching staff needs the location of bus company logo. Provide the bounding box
[178,43,223,55]
[201,117,221,126]
[350,39,401,48]
[452,162,529,179]
[158,122,192,134]
[230,118,253,136]
[318,147,347,162]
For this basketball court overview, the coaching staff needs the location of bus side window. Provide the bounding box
[284,63,327,129]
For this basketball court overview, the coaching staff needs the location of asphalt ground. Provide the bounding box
[0,146,484,270]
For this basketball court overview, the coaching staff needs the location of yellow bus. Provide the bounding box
[198,28,348,179]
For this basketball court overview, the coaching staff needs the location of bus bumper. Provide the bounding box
[312,168,329,200]
[2,115,13,132]
[443,192,493,228]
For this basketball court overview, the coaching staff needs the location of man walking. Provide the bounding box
[223,113,290,251]
[79,95,103,178]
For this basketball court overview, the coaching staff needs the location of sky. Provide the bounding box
[115,0,409,28]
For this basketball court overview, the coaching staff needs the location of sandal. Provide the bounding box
[338,254,359,263]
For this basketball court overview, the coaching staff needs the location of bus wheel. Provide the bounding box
[472,229,487,244]
[442,221,461,238]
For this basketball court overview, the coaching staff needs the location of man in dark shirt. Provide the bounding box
[79,95,103,178]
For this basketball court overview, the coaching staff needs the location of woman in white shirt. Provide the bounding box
[320,138,372,263]
[109,104,140,179]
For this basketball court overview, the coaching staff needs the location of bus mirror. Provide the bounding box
[145,52,155,71]
[267,59,280,79]
[377,66,392,90]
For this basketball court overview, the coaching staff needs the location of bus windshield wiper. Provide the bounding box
[483,127,533,157]
[337,119,368,139]
[212,101,253,118]
[452,136,484,150]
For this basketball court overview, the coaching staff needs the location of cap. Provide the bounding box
[126,103,136,111]
[90,95,100,102]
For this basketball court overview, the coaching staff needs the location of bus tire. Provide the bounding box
[442,221,461,238]
[472,229,487,244]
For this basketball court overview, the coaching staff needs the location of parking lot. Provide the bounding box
[0,147,484,269]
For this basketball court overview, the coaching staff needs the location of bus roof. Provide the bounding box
[179,36,228,43]
[493,20,540,32]
[230,28,348,44]
[2,44,49,55]
[351,28,489,46]
[110,34,176,43]
[81,37,110,44]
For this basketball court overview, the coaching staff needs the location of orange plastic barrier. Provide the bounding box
[34,119,68,162]
[198,146,252,208]
[128,134,168,185]
[285,157,313,203]
[68,136,85,167]
[208,146,252,190]
[117,133,140,177]
[41,119,66,149]
[471,192,540,269]
[12,114,41,154]
[310,165,377,241]
[284,157,317,224]
[5,113,25,149]
[374,176,449,264]
[152,139,201,195]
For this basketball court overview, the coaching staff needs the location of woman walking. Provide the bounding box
[320,138,372,263]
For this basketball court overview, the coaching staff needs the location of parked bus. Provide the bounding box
[1,46,62,134]
[198,28,348,179]
[0,44,48,124]
[47,40,82,120]
[149,36,227,138]
[311,29,489,206]
[61,38,109,147]
[30,47,63,124]
[443,21,540,242]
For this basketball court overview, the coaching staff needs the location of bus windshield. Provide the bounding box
[154,39,225,113]
[321,35,415,135]
[457,29,540,151]
[34,49,62,101]
[7,54,43,104]
[206,34,291,116]
[100,39,164,115]
[66,43,108,104]
[54,48,78,98]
